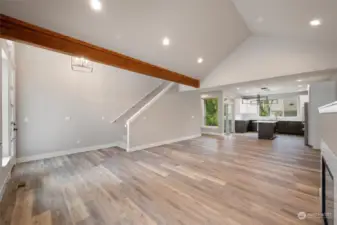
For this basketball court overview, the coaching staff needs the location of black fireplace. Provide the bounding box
[322,158,334,225]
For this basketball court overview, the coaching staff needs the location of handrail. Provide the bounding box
[318,101,337,114]
[111,82,164,123]
[126,82,174,125]
[126,82,174,151]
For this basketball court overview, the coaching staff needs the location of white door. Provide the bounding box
[1,39,16,166]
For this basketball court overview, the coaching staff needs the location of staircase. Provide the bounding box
[113,81,174,151]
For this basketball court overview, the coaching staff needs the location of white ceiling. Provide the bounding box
[232,0,337,42]
[0,0,250,79]
[206,69,337,97]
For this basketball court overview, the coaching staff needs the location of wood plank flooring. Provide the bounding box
[0,134,321,225]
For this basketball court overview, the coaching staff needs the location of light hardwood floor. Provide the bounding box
[0,134,321,225]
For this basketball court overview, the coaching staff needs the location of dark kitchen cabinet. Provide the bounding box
[235,120,249,133]
[276,121,304,135]
[248,120,258,132]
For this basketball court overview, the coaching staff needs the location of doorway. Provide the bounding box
[224,99,234,135]
[1,40,17,166]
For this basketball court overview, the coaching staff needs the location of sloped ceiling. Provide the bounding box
[232,0,337,43]
[0,0,250,79]
[202,37,337,88]
[200,0,337,89]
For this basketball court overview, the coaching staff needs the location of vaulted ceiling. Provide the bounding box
[199,0,337,90]
[2,0,336,90]
[0,0,250,79]
[232,0,337,43]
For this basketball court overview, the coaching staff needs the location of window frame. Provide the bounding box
[202,97,219,128]
[259,97,299,118]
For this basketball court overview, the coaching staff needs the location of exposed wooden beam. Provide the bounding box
[0,14,199,88]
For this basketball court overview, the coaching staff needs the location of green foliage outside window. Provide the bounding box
[259,100,271,117]
[204,98,218,126]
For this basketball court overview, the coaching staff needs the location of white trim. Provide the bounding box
[127,82,174,125]
[0,172,11,201]
[127,134,201,152]
[320,139,337,225]
[321,140,337,174]
[127,122,130,150]
[318,101,337,114]
[0,159,14,202]
[2,156,11,167]
[112,82,164,123]
[115,141,126,150]
[201,126,219,129]
[16,142,118,163]
[202,132,224,136]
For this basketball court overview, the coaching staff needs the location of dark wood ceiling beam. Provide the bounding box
[0,14,200,88]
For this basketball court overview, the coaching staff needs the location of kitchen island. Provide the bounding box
[255,121,277,140]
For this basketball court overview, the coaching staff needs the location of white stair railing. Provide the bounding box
[123,82,174,151]
[112,82,166,124]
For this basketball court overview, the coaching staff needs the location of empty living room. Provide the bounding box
[0,0,337,224]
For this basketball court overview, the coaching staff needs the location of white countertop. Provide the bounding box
[253,121,278,123]
[319,101,337,114]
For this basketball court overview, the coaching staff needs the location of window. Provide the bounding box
[203,98,218,126]
[260,97,298,118]
[259,100,271,117]
[283,97,298,117]
[271,99,283,117]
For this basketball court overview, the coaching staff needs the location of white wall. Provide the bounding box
[16,43,162,158]
[299,95,309,121]
[329,74,337,98]
[202,36,337,88]
[309,81,337,149]
[129,85,201,148]
[201,91,224,135]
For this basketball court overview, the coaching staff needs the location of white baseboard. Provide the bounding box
[128,134,201,152]
[16,142,118,163]
[0,159,14,202]
[0,175,10,202]
[202,131,224,136]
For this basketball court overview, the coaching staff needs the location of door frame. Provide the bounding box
[1,39,17,166]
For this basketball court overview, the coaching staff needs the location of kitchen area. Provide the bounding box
[225,93,309,140]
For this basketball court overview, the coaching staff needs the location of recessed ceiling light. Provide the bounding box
[162,37,170,46]
[197,57,203,64]
[90,0,102,11]
[297,79,302,82]
[310,19,322,27]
